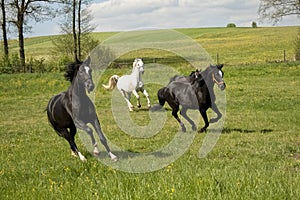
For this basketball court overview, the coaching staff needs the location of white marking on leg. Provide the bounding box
[109,152,118,162]
[78,152,87,162]
[93,146,100,155]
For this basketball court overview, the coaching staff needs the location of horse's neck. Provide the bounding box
[132,68,141,82]
[202,69,214,88]
[69,77,88,100]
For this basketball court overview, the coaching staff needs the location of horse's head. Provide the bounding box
[189,69,205,86]
[211,64,226,91]
[190,69,202,79]
[77,56,95,93]
[133,58,144,74]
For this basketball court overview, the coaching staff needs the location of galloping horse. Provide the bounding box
[103,58,151,111]
[170,64,225,123]
[46,57,117,162]
[151,64,226,132]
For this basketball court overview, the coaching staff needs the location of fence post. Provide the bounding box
[216,52,219,64]
[283,49,286,62]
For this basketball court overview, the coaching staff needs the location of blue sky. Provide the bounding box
[24,0,299,38]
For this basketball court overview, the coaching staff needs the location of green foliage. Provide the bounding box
[0,53,22,73]
[226,23,236,28]
[252,21,258,28]
[51,33,99,63]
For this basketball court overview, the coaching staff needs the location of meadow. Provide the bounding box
[0,27,300,199]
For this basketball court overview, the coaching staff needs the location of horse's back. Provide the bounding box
[168,81,199,109]
[117,75,138,92]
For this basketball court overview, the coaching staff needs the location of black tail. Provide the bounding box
[150,87,169,111]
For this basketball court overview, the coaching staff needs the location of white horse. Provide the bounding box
[103,58,151,111]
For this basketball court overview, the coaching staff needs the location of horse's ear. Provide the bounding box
[217,64,224,69]
[85,56,91,65]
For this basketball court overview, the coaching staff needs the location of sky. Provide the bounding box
[24,0,299,38]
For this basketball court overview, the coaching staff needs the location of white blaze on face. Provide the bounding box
[84,66,90,74]
[218,70,223,78]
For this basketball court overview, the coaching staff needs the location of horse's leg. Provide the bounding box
[132,90,141,108]
[91,118,118,161]
[199,108,209,133]
[66,125,86,162]
[121,90,134,111]
[171,105,186,132]
[180,107,197,131]
[141,88,151,108]
[73,119,101,157]
[209,102,222,123]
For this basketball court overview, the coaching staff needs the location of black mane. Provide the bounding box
[64,60,82,82]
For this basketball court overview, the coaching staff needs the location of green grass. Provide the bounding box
[0,27,300,199]
[0,62,300,199]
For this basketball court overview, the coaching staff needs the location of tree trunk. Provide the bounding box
[17,11,26,72]
[1,0,9,57]
[78,0,81,60]
[72,0,78,61]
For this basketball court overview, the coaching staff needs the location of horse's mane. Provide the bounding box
[64,60,82,82]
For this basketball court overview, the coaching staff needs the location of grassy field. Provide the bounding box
[0,27,300,199]
[1,26,298,65]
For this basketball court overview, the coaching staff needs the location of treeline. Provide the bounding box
[0,0,98,74]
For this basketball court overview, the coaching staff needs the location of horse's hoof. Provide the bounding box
[112,157,118,162]
[109,152,118,162]
[78,152,87,162]
[137,105,141,108]
[93,151,100,156]
[199,128,207,133]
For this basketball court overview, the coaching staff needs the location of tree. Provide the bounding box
[8,0,60,72]
[258,0,300,24]
[252,21,258,28]
[53,0,98,61]
[0,0,9,58]
[226,23,236,28]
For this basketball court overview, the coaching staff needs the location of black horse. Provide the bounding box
[151,64,226,132]
[171,64,225,123]
[46,57,117,162]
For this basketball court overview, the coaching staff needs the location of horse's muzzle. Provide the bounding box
[85,80,95,93]
[219,83,226,91]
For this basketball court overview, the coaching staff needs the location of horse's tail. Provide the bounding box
[151,87,169,111]
[102,75,119,90]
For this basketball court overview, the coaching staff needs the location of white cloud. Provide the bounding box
[27,0,299,37]
[89,0,267,31]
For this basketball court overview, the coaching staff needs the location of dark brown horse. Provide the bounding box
[46,57,117,162]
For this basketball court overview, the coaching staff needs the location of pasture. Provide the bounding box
[0,27,300,199]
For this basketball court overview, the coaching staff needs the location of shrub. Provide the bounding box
[252,21,258,28]
[226,23,236,28]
